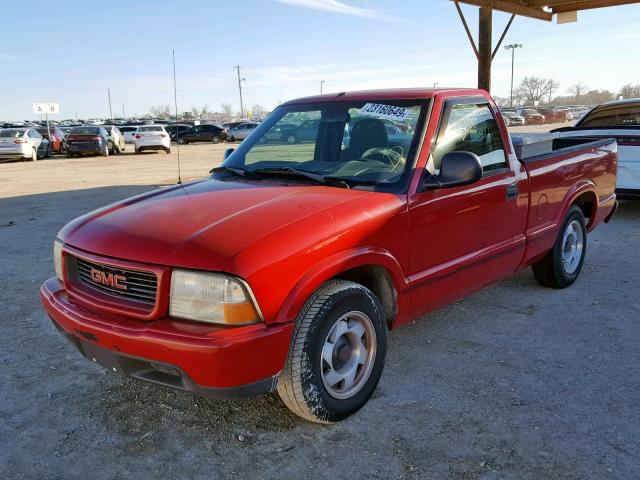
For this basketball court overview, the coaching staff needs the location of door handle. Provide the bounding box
[506,183,519,200]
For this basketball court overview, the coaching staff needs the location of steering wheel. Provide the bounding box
[361,147,404,166]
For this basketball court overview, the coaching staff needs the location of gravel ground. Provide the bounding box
[1,134,638,479]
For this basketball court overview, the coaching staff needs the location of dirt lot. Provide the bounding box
[1,132,639,479]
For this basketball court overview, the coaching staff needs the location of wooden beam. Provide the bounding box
[478,5,493,91]
[492,13,516,60]
[551,0,640,13]
[454,0,480,60]
[454,0,553,20]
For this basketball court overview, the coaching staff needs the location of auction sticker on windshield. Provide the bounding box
[359,103,410,122]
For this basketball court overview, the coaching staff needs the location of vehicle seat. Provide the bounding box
[346,118,389,159]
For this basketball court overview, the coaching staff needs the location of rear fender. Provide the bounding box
[556,181,598,230]
[276,248,408,326]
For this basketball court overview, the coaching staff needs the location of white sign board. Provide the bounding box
[33,103,60,114]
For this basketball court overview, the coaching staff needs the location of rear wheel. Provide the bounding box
[228,135,235,143]
[286,134,297,144]
[165,147,171,154]
[532,205,587,288]
[31,148,37,161]
[177,137,187,145]
[102,145,109,157]
[277,280,387,423]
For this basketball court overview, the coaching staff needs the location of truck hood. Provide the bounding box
[59,178,372,270]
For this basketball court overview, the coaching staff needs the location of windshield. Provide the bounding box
[578,102,640,127]
[221,99,427,191]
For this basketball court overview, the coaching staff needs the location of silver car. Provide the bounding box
[0,128,43,161]
[227,122,260,142]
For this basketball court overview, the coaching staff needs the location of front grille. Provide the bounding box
[74,257,158,305]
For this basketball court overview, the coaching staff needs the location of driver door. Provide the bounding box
[408,98,527,317]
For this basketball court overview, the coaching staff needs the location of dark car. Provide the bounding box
[165,124,193,142]
[65,126,111,157]
[36,126,65,153]
[37,137,52,158]
[537,108,565,123]
[280,119,320,144]
[177,124,226,144]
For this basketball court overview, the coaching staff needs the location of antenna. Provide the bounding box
[173,50,182,184]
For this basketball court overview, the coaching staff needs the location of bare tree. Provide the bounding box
[568,82,588,104]
[220,103,233,122]
[547,79,560,104]
[251,104,268,118]
[149,104,171,117]
[619,84,640,99]
[516,77,559,105]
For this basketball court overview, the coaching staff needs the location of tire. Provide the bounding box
[211,135,220,144]
[532,205,587,289]
[31,148,37,161]
[228,135,235,143]
[286,134,297,144]
[102,144,109,157]
[277,280,387,423]
[177,138,187,145]
[134,147,140,154]
[165,147,171,154]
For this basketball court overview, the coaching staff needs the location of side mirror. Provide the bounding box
[223,148,235,160]
[421,151,482,191]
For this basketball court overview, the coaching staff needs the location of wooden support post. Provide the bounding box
[478,5,492,92]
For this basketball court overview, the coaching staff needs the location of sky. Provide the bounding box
[0,0,639,120]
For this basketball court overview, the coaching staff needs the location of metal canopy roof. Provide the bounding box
[456,0,640,21]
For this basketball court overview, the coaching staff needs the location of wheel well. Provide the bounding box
[573,191,596,224]
[332,265,397,327]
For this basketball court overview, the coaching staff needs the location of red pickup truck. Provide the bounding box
[41,88,617,423]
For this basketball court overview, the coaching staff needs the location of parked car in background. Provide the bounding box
[134,125,171,154]
[222,121,246,131]
[502,111,525,126]
[516,108,545,125]
[66,126,111,157]
[165,124,193,142]
[227,122,260,142]
[118,126,138,144]
[536,108,565,123]
[36,126,65,154]
[177,124,226,144]
[279,119,320,144]
[552,98,640,196]
[102,125,126,153]
[0,128,45,161]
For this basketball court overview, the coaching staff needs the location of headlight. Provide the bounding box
[53,240,64,281]
[169,269,261,325]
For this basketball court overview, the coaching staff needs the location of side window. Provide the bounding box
[432,102,507,174]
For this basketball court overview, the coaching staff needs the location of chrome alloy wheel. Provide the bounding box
[561,219,584,275]
[320,311,377,400]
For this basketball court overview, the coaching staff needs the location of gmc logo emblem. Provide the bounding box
[90,268,127,290]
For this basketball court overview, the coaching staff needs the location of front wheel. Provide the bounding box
[532,205,587,288]
[177,138,187,145]
[277,280,387,423]
[211,135,220,144]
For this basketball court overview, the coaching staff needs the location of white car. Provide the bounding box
[0,128,43,161]
[134,125,171,154]
[119,126,138,144]
[552,98,640,195]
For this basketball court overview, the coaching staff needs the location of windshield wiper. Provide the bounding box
[209,165,247,177]
[245,167,351,189]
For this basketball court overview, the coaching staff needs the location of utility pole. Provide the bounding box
[234,66,245,118]
[107,88,113,121]
[433,82,438,88]
[320,80,325,94]
[122,104,126,120]
[504,44,523,107]
[173,50,182,184]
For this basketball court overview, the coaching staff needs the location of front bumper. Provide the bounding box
[40,278,294,398]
